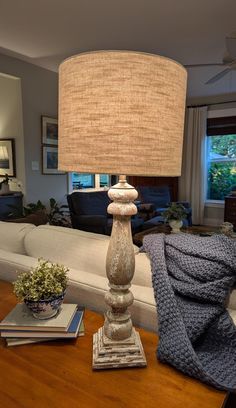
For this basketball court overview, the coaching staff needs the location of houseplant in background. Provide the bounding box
[48,197,70,226]
[7,197,71,227]
[13,259,69,319]
[162,202,187,233]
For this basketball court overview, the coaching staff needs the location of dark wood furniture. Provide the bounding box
[0,192,23,220]
[224,196,236,230]
[0,280,226,408]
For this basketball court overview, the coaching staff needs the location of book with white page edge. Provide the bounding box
[0,303,78,332]
[6,321,85,346]
[1,310,84,338]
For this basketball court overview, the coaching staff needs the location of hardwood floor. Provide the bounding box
[0,280,226,408]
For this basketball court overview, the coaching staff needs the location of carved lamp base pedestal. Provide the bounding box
[92,176,147,370]
[93,327,147,370]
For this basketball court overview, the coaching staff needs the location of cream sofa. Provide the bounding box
[0,221,157,331]
[0,221,235,332]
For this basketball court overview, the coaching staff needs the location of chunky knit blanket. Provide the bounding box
[143,233,236,391]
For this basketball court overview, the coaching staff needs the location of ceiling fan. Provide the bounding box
[185,32,236,84]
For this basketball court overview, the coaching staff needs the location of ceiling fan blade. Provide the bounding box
[205,67,231,84]
[185,63,224,68]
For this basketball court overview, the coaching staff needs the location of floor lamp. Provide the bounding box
[58,51,187,369]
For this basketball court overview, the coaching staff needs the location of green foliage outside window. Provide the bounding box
[208,162,236,200]
[207,134,236,200]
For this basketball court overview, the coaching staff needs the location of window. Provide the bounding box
[99,174,110,187]
[71,173,110,191]
[207,116,236,201]
[71,173,95,190]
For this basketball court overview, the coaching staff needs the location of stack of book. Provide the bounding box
[0,303,84,346]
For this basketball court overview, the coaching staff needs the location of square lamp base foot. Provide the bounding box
[92,327,147,370]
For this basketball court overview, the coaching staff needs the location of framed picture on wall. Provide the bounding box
[0,139,16,177]
[42,146,65,175]
[41,116,58,145]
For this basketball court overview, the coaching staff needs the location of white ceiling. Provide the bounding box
[1,0,236,99]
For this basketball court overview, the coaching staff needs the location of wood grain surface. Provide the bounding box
[0,280,226,408]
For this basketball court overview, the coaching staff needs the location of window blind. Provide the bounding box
[207,116,236,136]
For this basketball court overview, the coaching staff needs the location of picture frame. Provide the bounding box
[41,116,58,145]
[0,139,16,177]
[42,146,65,175]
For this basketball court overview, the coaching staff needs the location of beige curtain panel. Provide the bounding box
[179,106,208,225]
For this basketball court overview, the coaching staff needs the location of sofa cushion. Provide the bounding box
[70,191,110,216]
[66,266,157,331]
[138,185,171,208]
[0,222,36,254]
[24,225,151,286]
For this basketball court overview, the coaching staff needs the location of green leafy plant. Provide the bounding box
[48,198,70,226]
[8,199,47,220]
[13,259,69,301]
[207,162,236,200]
[7,197,70,226]
[162,202,187,222]
[207,134,236,200]
[23,200,46,216]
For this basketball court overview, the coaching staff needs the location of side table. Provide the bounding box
[224,195,236,230]
[0,280,226,408]
[133,224,222,247]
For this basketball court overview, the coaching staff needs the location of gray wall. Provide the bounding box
[0,73,25,193]
[0,53,68,205]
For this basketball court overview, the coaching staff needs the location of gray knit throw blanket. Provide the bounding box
[143,233,236,391]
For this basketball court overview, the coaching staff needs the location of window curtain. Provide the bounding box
[179,106,208,225]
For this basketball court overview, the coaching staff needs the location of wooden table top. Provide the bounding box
[133,224,223,246]
[0,280,226,408]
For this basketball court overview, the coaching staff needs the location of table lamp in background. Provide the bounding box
[58,51,187,369]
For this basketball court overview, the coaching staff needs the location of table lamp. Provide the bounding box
[58,51,187,369]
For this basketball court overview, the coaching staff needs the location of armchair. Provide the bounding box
[67,190,144,235]
[137,185,192,227]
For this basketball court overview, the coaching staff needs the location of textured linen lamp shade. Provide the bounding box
[58,51,187,176]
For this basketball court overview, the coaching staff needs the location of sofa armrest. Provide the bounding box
[176,201,191,209]
[155,207,169,216]
[137,203,156,221]
[137,203,155,212]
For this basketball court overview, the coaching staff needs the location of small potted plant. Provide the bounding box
[162,202,187,233]
[13,259,69,319]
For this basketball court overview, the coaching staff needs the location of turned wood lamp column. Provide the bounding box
[92,175,147,368]
[58,50,187,370]
[104,175,137,341]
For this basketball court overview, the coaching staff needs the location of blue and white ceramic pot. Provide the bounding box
[24,292,65,319]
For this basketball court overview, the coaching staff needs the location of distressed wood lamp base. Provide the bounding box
[93,327,147,370]
[92,175,147,370]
